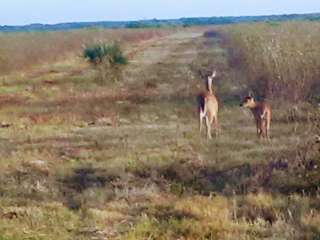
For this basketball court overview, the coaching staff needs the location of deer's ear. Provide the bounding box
[248,91,254,98]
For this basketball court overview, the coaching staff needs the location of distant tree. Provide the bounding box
[126,21,148,28]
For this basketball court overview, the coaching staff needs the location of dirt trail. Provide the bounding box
[129,31,202,66]
[124,31,203,84]
[73,30,207,145]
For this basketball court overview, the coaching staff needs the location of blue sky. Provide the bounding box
[0,0,319,25]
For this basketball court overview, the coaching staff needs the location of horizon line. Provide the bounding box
[1,11,319,27]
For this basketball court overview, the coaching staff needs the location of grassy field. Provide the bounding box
[0,25,319,239]
[0,28,177,74]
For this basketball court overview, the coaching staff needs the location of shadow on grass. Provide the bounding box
[147,204,199,223]
[59,166,117,210]
[61,167,114,193]
[132,146,320,197]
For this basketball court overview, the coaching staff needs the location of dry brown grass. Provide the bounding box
[221,22,320,102]
[0,28,177,75]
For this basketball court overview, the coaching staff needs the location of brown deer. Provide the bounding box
[198,71,219,139]
[240,95,272,140]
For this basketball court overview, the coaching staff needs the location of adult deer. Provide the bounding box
[240,95,272,140]
[198,71,219,139]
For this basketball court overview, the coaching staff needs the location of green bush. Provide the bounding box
[84,42,128,83]
[83,42,127,66]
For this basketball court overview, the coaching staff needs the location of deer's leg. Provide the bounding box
[262,127,266,139]
[212,115,219,137]
[266,118,271,140]
[259,120,264,139]
[262,119,269,139]
[199,110,205,133]
[258,126,264,140]
[206,116,212,139]
[255,120,261,138]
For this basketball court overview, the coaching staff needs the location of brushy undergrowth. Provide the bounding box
[222,22,320,102]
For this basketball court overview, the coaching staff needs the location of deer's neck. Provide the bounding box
[249,102,260,113]
[207,78,213,94]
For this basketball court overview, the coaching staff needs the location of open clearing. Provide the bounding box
[0,28,319,239]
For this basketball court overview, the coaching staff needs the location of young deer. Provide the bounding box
[240,95,272,140]
[198,71,219,139]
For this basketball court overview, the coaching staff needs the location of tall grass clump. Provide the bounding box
[84,42,128,83]
[224,22,320,102]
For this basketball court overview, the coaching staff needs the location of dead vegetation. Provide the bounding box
[222,22,320,102]
[0,28,177,75]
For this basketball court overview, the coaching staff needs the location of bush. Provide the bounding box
[83,41,127,66]
[84,42,128,83]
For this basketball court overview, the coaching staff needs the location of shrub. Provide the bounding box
[83,42,127,66]
[84,42,128,83]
